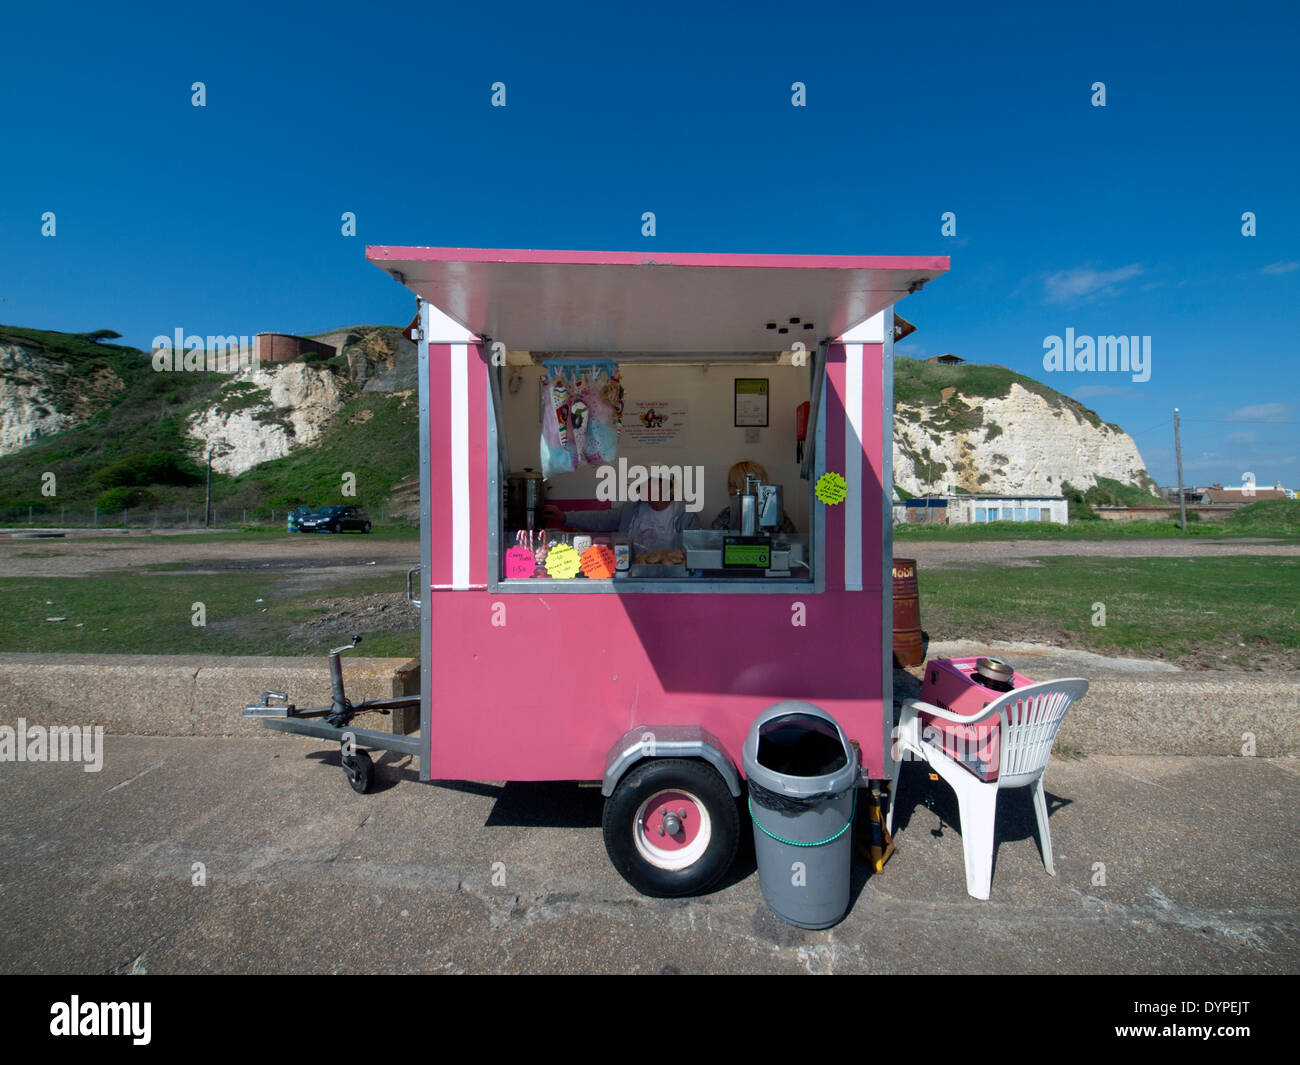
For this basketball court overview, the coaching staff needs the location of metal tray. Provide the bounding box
[626,564,688,579]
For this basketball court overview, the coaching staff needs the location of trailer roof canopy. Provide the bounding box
[366,247,948,353]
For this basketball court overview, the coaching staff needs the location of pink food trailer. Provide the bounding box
[246,246,948,898]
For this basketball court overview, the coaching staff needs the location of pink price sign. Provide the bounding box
[504,546,536,579]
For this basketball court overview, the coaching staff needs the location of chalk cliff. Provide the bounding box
[186,363,348,475]
[892,360,1152,496]
[0,342,125,456]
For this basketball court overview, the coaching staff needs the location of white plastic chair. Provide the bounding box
[887,678,1089,900]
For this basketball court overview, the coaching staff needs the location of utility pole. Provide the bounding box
[1174,408,1186,532]
[204,450,212,528]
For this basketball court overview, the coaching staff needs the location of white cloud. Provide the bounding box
[1227,403,1289,422]
[1261,261,1299,275]
[1227,431,1261,445]
[1043,263,1143,303]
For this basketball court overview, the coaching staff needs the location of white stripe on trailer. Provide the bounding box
[844,342,864,591]
[839,311,885,345]
[450,343,470,590]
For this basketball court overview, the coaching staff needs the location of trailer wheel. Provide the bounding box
[342,750,374,794]
[603,759,739,898]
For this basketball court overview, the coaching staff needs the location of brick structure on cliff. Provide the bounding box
[253,333,337,364]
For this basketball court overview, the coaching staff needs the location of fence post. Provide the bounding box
[93,507,98,527]
[243,509,247,524]
[123,508,128,527]
[186,507,190,527]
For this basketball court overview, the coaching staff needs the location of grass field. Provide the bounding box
[0,570,420,658]
[2,521,1295,667]
[917,555,1299,669]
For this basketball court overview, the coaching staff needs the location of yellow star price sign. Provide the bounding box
[816,472,848,505]
[545,542,582,579]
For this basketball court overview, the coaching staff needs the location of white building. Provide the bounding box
[946,494,1068,525]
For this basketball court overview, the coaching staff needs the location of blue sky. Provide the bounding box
[1,0,1296,488]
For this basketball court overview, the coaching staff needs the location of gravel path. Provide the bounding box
[0,530,417,581]
[7,532,1295,581]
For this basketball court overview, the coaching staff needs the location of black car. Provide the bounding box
[298,505,372,533]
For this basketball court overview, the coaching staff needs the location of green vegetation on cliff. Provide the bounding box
[0,325,220,508]
[893,356,1114,430]
[0,324,417,516]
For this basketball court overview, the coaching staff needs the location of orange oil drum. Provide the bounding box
[891,557,924,668]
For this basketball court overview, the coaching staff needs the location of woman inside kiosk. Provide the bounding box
[546,472,700,560]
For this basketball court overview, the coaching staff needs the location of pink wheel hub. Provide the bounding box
[633,788,712,871]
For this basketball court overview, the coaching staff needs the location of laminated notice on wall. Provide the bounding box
[539,360,623,479]
[624,398,687,448]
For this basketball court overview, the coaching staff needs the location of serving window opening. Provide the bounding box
[490,350,822,590]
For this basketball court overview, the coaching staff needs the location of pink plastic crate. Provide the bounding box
[917,657,1036,781]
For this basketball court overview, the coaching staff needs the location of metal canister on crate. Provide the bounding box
[613,538,630,572]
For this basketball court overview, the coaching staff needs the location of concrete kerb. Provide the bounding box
[0,654,419,739]
[899,640,1300,758]
[0,649,1296,757]
[892,669,1300,758]
[1054,674,1300,757]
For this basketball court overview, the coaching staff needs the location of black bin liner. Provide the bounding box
[750,714,849,812]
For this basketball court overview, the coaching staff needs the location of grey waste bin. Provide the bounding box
[743,701,859,929]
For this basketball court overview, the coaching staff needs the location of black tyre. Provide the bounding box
[342,750,374,794]
[603,758,739,898]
